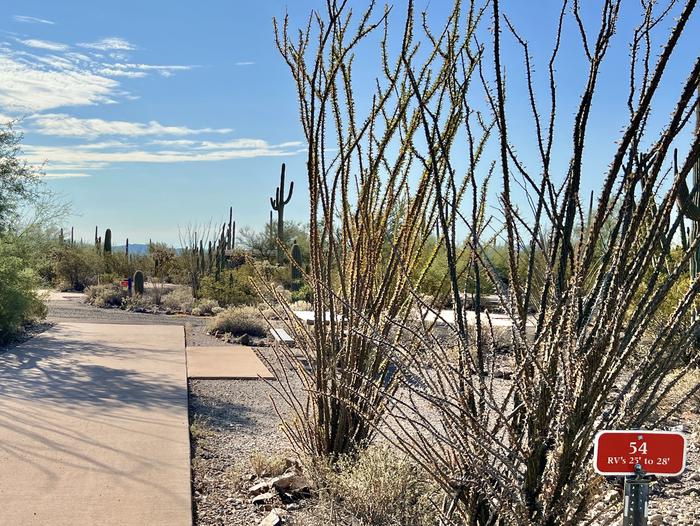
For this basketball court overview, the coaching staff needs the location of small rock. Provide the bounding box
[286,503,300,511]
[259,510,282,526]
[252,491,276,506]
[649,514,663,526]
[271,473,311,493]
[249,481,271,495]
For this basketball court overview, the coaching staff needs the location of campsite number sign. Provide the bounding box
[593,430,687,476]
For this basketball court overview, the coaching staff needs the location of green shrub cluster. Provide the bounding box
[199,265,258,307]
[0,242,46,342]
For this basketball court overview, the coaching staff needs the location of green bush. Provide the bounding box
[206,306,267,337]
[291,282,313,303]
[199,264,258,307]
[0,246,46,342]
[52,244,102,291]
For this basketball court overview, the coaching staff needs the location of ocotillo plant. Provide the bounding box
[133,270,144,295]
[104,228,112,254]
[290,239,302,289]
[270,163,293,264]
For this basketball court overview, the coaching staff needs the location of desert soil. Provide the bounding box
[4,292,698,525]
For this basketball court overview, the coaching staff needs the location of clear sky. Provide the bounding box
[2,1,698,245]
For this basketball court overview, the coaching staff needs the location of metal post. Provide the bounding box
[623,464,649,526]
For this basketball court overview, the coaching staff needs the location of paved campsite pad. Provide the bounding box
[0,322,191,526]
[186,346,274,379]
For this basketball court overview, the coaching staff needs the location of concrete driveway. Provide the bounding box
[0,323,191,525]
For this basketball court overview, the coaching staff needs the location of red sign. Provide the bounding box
[593,430,687,476]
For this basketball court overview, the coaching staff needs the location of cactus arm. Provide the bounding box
[284,180,294,204]
[675,147,700,222]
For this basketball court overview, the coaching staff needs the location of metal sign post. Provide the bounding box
[623,464,649,526]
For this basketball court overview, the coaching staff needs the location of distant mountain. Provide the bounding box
[112,244,150,255]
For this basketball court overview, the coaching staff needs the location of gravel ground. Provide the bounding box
[22,293,700,525]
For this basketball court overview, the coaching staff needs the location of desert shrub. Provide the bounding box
[85,283,125,308]
[122,292,158,311]
[290,282,313,303]
[0,246,46,342]
[309,446,437,526]
[161,287,195,313]
[199,265,258,307]
[52,244,103,291]
[206,306,267,337]
[192,298,219,316]
[249,452,289,478]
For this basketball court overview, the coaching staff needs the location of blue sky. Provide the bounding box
[2,1,698,245]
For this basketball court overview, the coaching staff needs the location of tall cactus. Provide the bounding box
[270,163,294,264]
[133,270,145,295]
[226,206,236,250]
[291,239,303,289]
[676,85,700,281]
[125,238,129,259]
[104,228,112,254]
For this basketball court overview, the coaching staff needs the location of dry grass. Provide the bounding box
[161,287,195,313]
[305,446,438,526]
[249,452,289,478]
[206,306,268,337]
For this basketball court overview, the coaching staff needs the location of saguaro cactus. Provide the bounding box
[676,85,700,280]
[133,270,145,295]
[125,238,129,259]
[104,228,112,254]
[226,206,236,250]
[291,239,303,289]
[270,163,294,264]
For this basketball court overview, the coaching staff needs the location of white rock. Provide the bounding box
[259,510,282,526]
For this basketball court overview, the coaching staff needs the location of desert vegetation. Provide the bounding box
[3,1,700,525]
[256,0,700,524]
